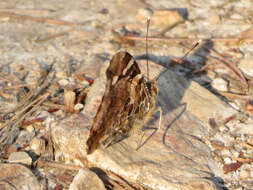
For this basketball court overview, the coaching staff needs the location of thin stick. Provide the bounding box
[123,35,253,43]
[3,83,35,90]
[181,40,201,60]
[0,12,81,26]
[0,8,53,14]
[146,18,150,80]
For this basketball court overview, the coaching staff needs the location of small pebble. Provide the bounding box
[30,137,46,155]
[220,149,231,157]
[239,170,250,178]
[224,157,232,164]
[211,78,228,91]
[137,8,153,21]
[26,125,34,133]
[58,79,69,86]
[208,14,221,25]
[230,14,243,20]
[74,103,84,111]
[238,58,253,77]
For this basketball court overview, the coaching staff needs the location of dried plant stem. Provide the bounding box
[0,8,53,14]
[218,91,249,100]
[0,11,81,25]
[3,83,35,90]
[123,35,253,43]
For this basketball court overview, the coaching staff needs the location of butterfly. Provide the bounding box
[86,51,161,154]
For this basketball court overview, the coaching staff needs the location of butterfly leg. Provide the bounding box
[136,106,163,150]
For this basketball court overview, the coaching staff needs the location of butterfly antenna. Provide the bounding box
[153,40,201,81]
[181,40,202,60]
[146,17,150,81]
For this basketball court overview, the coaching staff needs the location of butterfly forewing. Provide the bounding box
[86,51,158,154]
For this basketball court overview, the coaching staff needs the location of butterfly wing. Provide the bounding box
[86,51,141,154]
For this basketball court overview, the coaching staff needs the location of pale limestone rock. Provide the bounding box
[16,130,35,145]
[0,164,40,190]
[74,103,84,111]
[230,14,243,20]
[224,157,232,164]
[208,14,221,25]
[69,169,106,190]
[238,58,253,77]
[160,70,236,125]
[30,137,46,155]
[239,170,250,179]
[8,151,32,166]
[25,125,34,133]
[152,10,184,28]
[211,78,228,91]
[137,8,153,21]
[250,169,253,178]
[58,78,69,86]
[230,123,253,136]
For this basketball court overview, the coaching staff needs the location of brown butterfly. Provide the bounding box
[86,51,161,154]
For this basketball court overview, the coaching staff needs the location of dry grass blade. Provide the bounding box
[0,65,55,149]
[122,35,253,43]
[35,31,70,43]
[218,91,249,100]
[3,83,35,90]
[0,92,49,130]
[0,8,53,14]
[0,11,81,25]
[43,101,65,110]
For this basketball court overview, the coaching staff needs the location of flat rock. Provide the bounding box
[69,169,106,190]
[8,151,32,166]
[52,64,238,189]
[162,70,236,124]
[0,163,40,190]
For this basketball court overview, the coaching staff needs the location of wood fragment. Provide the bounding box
[223,162,243,174]
[64,90,76,113]
[21,117,46,127]
[223,114,237,125]
[246,100,253,114]
[218,91,249,100]
[232,157,253,163]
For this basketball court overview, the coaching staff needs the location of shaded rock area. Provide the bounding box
[1,0,253,189]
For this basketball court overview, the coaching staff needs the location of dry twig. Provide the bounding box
[0,11,81,25]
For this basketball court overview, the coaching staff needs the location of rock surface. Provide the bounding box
[8,151,32,166]
[52,66,234,190]
[69,169,106,190]
[1,0,253,189]
[0,164,40,190]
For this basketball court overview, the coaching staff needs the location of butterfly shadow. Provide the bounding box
[134,40,214,147]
